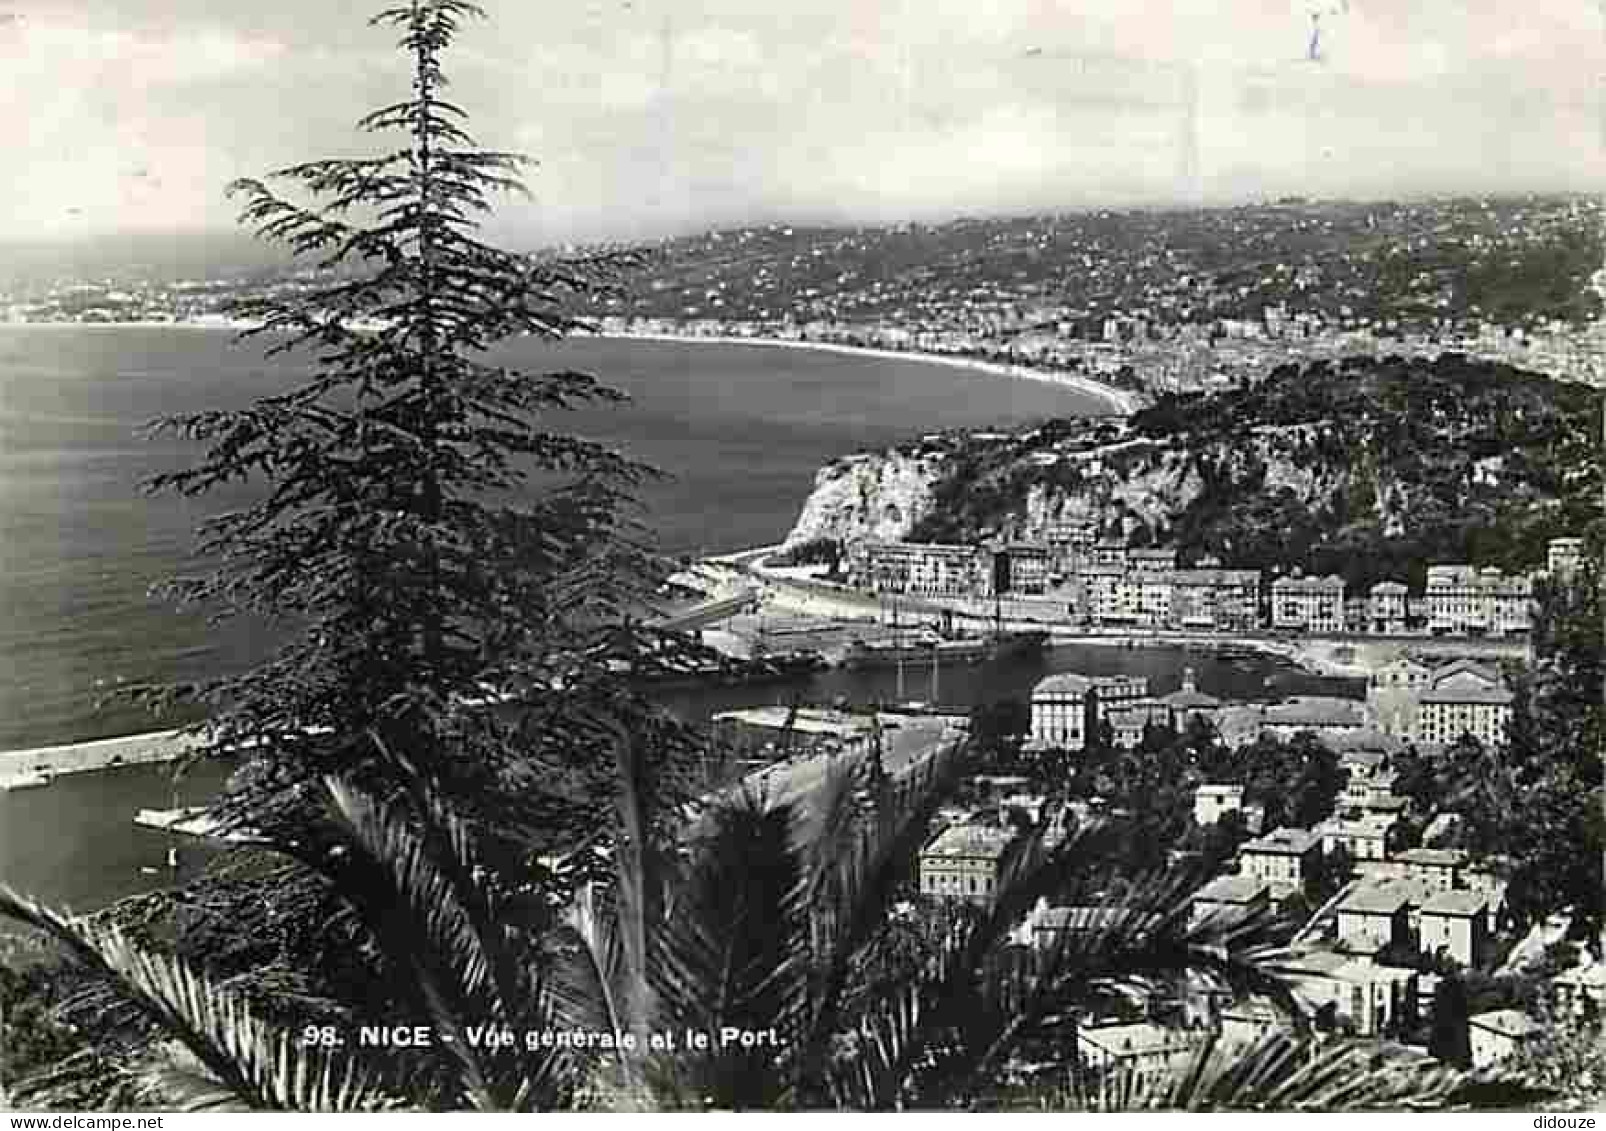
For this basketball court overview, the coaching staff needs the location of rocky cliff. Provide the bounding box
[782,354,1602,591]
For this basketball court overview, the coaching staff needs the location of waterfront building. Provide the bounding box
[1468,1009,1539,1069]
[1162,667,1221,730]
[1043,520,1098,574]
[1088,674,1150,717]
[848,540,989,598]
[1189,873,1270,928]
[1029,673,1092,750]
[1413,660,1514,748]
[1336,883,1413,954]
[1424,565,1533,637]
[1238,828,1321,897]
[1419,890,1489,968]
[1080,564,1126,623]
[1104,701,1172,749]
[919,824,1015,905]
[994,543,1050,594]
[1193,783,1244,826]
[1547,536,1585,580]
[1109,572,1174,627]
[1270,574,1346,634]
[1167,568,1262,631]
[1366,581,1409,634]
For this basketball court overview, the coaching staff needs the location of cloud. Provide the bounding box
[0,0,1601,244]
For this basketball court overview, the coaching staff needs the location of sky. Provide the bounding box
[0,0,1601,248]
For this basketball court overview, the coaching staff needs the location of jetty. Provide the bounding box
[133,806,268,845]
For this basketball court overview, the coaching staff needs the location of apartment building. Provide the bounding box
[1029,672,1092,750]
[919,824,1015,905]
[1424,565,1533,637]
[1413,661,1514,748]
[1169,569,1262,631]
[1419,890,1489,968]
[1190,874,1270,928]
[1239,828,1321,898]
[847,540,989,598]
[1270,574,1346,634]
[1193,783,1245,826]
[995,543,1051,594]
[1366,581,1409,633]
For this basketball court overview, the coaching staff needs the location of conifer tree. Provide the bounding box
[134,0,703,848]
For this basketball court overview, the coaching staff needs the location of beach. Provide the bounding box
[598,331,1145,415]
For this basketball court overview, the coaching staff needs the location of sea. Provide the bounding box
[0,326,1353,919]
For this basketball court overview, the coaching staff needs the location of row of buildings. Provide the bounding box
[845,536,1587,638]
[1025,655,1516,755]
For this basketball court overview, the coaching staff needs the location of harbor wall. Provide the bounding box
[0,728,200,784]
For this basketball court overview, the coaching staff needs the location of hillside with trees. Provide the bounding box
[898,354,1600,591]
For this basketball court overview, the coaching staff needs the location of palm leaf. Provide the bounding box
[0,887,402,1112]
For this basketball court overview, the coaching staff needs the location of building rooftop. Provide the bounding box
[1370,580,1410,595]
[1193,873,1270,906]
[1242,827,1321,857]
[1090,674,1150,693]
[1338,882,1414,916]
[1032,672,1093,699]
[1316,816,1394,843]
[1395,847,1468,869]
[1196,783,1245,798]
[1271,574,1347,592]
[1420,684,1514,707]
[1162,686,1222,710]
[1421,889,1489,918]
[922,823,1015,861]
[1263,697,1370,730]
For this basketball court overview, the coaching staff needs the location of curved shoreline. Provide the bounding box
[595,331,1143,416]
[3,321,1143,416]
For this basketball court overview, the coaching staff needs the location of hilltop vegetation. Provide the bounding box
[901,354,1600,590]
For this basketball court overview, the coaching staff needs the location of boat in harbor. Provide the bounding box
[841,628,1048,670]
[0,770,52,791]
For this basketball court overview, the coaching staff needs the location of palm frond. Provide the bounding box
[0,887,402,1112]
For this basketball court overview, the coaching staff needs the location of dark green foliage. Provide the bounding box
[1428,973,1472,1069]
[117,0,708,849]
[1465,565,1605,941]
[773,537,842,570]
[910,354,1599,591]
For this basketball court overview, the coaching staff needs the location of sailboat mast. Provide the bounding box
[894,595,905,702]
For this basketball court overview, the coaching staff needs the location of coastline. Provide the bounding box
[596,331,1143,416]
[2,321,1143,416]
